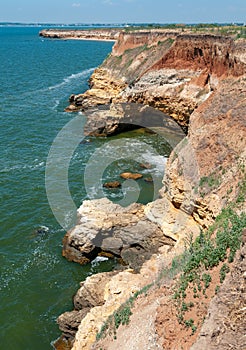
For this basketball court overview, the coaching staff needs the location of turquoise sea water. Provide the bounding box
[0,27,172,349]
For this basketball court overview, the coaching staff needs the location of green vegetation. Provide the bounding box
[199,174,221,189]
[219,263,230,283]
[121,23,246,40]
[184,318,197,334]
[157,38,174,46]
[173,206,245,331]
[157,252,190,285]
[96,169,245,341]
[96,284,152,341]
[114,305,132,329]
[215,285,220,294]
[237,177,246,203]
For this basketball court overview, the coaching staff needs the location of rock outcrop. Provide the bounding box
[62,198,175,271]
[69,245,181,350]
[66,31,245,132]
[66,68,127,112]
[56,271,118,341]
[48,29,246,349]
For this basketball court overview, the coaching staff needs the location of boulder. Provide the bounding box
[57,309,90,339]
[73,271,118,310]
[103,181,121,188]
[144,177,154,183]
[139,162,152,169]
[62,198,174,270]
[120,172,143,180]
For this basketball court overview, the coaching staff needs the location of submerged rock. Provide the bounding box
[140,162,152,169]
[120,172,143,180]
[144,176,154,183]
[103,181,121,188]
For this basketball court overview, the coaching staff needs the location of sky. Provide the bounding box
[0,0,245,24]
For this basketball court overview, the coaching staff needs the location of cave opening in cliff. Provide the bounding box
[80,103,186,207]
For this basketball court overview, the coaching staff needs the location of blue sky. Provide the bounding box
[0,0,245,24]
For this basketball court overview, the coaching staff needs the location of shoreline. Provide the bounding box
[39,29,119,42]
[55,37,116,42]
[52,29,246,350]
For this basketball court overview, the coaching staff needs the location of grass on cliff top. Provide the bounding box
[123,23,246,39]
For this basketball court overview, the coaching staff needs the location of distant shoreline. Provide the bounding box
[39,29,119,42]
[53,37,116,42]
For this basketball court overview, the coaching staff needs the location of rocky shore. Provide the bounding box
[39,29,119,41]
[46,29,246,349]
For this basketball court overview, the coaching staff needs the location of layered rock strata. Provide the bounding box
[50,30,246,349]
[58,78,245,350]
[66,32,245,131]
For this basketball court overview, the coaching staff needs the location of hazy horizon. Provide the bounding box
[1,0,245,25]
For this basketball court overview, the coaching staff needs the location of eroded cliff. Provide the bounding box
[66,31,245,130]
[51,30,246,350]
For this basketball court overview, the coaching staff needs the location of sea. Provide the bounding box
[0,26,174,349]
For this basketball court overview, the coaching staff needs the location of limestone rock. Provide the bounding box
[57,309,90,339]
[145,197,200,243]
[74,271,118,310]
[120,172,143,180]
[39,29,119,41]
[144,176,154,183]
[62,198,175,270]
[66,68,127,112]
[140,162,152,169]
[57,30,246,350]
[71,250,177,350]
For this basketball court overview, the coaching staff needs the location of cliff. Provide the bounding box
[50,30,246,349]
[66,31,245,129]
[39,29,119,41]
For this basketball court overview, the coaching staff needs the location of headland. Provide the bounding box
[41,26,246,350]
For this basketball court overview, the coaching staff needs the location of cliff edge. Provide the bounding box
[50,30,246,350]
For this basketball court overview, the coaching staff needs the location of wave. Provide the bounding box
[48,67,95,91]
[0,67,96,104]
[0,160,45,173]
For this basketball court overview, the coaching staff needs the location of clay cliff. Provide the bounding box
[49,30,246,350]
[66,31,245,130]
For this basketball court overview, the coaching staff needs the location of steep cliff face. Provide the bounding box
[66,77,246,350]
[112,30,177,56]
[67,32,245,130]
[54,30,246,350]
[162,77,246,228]
[151,34,246,76]
[66,68,127,112]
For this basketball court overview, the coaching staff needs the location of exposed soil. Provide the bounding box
[156,263,224,350]
[93,235,246,350]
